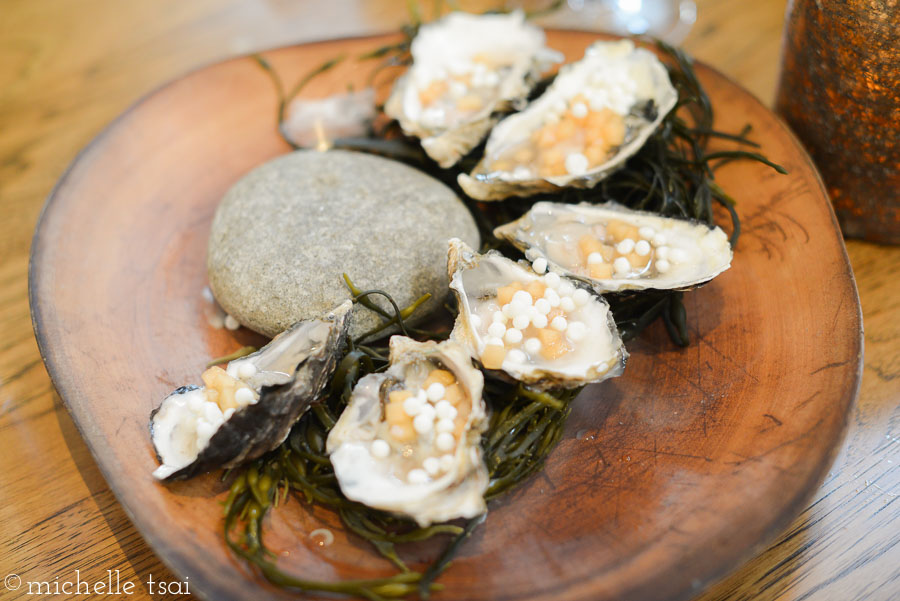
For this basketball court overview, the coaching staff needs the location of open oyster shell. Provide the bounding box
[459,40,677,200]
[150,301,351,481]
[327,336,488,526]
[384,11,560,168]
[448,238,626,390]
[494,202,733,293]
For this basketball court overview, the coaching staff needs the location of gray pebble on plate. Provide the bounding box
[207,149,480,339]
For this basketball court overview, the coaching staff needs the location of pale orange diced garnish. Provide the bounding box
[627,252,650,268]
[497,282,524,305]
[481,344,507,370]
[217,389,239,412]
[537,328,560,345]
[457,94,483,112]
[607,220,640,243]
[603,115,626,146]
[570,113,588,127]
[224,391,243,411]
[557,117,577,139]
[578,235,606,261]
[526,280,547,300]
[496,285,515,305]
[542,146,564,166]
[442,383,464,406]
[585,143,611,166]
[424,369,456,388]
[386,402,412,426]
[585,125,605,144]
[536,127,558,149]
[537,328,568,360]
[453,403,471,438]
[201,366,240,411]
[606,219,628,240]
[521,325,539,341]
[472,52,495,66]
[541,159,567,176]
[542,160,567,177]
[586,108,614,129]
[390,424,417,443]
[388,389,413,405]
[201,366,230,388]
[418,80,448,106]
[590,263,614,279]
[601,244,616,262]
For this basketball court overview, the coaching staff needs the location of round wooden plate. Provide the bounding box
[29,32,862,601]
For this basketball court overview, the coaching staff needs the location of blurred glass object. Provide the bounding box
[538,0,697,44]
[775,0,899,244]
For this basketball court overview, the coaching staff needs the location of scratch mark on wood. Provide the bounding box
[699,336,761,384]
[726,416,826,470]
[830,295,845,331]
[764,413,783,426]
[810,360,850,375]
[604,444,714,462]
[797,390,822,410]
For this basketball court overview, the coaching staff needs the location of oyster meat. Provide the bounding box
[150,301,351,481]
[384,11,560,168]
[327,336,488,526]
[459,40,677,200]
[448,238,626,390]
[494,201,733,292]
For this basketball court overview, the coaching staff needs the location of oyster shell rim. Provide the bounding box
[447,238,628,391]
[149,300,352,482]
[383,11,562,169]
[458,39,679,201]
[493,201,734,294]
[326,335,489,527]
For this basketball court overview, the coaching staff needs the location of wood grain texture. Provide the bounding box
[0,1,896,601]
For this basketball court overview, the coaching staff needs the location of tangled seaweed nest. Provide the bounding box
[221,15,786,601]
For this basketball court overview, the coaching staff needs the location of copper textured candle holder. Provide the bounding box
[775,0,899,243]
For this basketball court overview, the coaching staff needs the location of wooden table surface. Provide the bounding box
[0,1,896,600]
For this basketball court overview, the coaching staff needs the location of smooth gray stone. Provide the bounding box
[208,149,480,338]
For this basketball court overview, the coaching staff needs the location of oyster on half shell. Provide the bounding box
[459,40,677,200]
[494,201,733,293]
[327,336,488,526]
[448,238,626,390]
[384,11,561,168]
[150,301,351,481]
